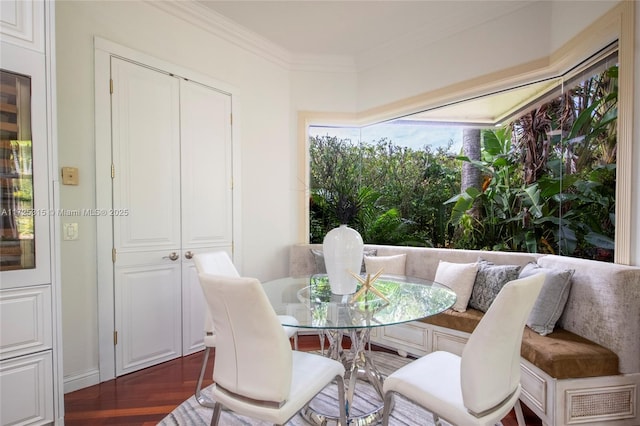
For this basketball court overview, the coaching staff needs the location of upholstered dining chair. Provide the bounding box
[193,251,299,408]
[381,273,545,426]
[198,273,347,426]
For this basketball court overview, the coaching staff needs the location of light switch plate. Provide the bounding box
[63,223,78,240]
[62,167,79,185]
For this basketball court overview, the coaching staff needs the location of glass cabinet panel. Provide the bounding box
[1,69,35,271]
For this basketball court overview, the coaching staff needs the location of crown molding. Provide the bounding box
[145,0,358,73]
[146,0,291,68]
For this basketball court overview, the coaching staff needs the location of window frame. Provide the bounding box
[296,1,634,264]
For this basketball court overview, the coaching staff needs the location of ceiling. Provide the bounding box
[197,1,534,59]
[194,0,551,124]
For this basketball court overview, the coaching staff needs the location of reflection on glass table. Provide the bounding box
[262,274,456,426]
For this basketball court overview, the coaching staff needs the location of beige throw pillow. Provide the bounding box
[364,254,407,276]
[434,260,479,312]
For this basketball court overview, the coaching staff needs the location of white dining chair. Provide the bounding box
[199,273,347,426]
[193,251,299,408]
[381,273,545,426]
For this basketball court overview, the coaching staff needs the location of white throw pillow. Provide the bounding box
[434,260,479,312]
[364,254,407,276]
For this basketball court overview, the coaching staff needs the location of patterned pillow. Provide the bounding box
[310,248,377,274]
[520,262,574,335]
[469,259,522,312]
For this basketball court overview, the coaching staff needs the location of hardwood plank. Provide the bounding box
[64,335,542,425]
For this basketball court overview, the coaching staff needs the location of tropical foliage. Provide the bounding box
[310,137,460,246]
[446,65,618,260]
[310,65,618,261]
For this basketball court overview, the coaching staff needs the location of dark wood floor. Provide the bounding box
[64,335,543,425]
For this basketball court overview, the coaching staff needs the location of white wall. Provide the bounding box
[56,0,294,388]
[56,0,637,390]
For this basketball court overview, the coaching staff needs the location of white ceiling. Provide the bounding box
[197,1,534,59]
[194,0,549,124]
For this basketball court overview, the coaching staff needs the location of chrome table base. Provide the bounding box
[301,328,393,426]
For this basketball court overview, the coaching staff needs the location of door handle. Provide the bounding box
[184,251,193,259]
[163,252,179,261]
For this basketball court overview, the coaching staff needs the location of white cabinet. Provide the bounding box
[0,352,53,426]
[0,1,62,425]
[0,286,52,360]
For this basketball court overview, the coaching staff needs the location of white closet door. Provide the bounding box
[111,57,182,375]
[179,80,233,249]
[179,80,233,354]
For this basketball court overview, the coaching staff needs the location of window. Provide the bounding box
[309,47,620,261]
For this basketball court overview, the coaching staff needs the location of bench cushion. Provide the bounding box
[420,309,619,379]
[420,308,483,333]
[521,328,619,379]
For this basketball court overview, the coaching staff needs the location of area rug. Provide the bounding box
[158,351,469,425]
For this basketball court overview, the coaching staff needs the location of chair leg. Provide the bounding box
[210,401,223,426]
[196,347,216,408]
[335,374,347,426]
[293,333,298,351]
[381,391,394,426]
[514,399,526,426]
[433,413,444,426]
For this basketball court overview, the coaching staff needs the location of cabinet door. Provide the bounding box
[0,0,44,52]
[0,42,50,289]
[0,351,53,425]
[0,285,52,360]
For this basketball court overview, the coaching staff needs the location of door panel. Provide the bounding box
[182,257,204,355]
[115,261,181,374]
[179,81,233,357]
[111,58,182,376]
[111,58,181,253]
[180,80,233,249]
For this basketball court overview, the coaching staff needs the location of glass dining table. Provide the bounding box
[261,274,456,426]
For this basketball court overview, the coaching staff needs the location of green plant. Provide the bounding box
[309,136,459,246]
[446,65,618,259]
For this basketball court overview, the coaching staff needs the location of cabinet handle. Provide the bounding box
[163,252,179,261]
[185,251,193,260]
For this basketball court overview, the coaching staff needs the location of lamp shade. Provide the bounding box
[322,225,363,294]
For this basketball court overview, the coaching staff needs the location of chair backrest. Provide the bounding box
[460,273,545,415]
[198,273,293,404]
[194,251,239,337]
[193,251,239,277]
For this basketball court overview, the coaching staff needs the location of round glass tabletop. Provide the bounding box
[262,274,456,330]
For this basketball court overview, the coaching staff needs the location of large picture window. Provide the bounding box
[309,47,619,262]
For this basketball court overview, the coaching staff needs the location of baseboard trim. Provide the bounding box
[64,368,100,393]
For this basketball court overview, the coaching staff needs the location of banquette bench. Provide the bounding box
[288,244,640,426]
